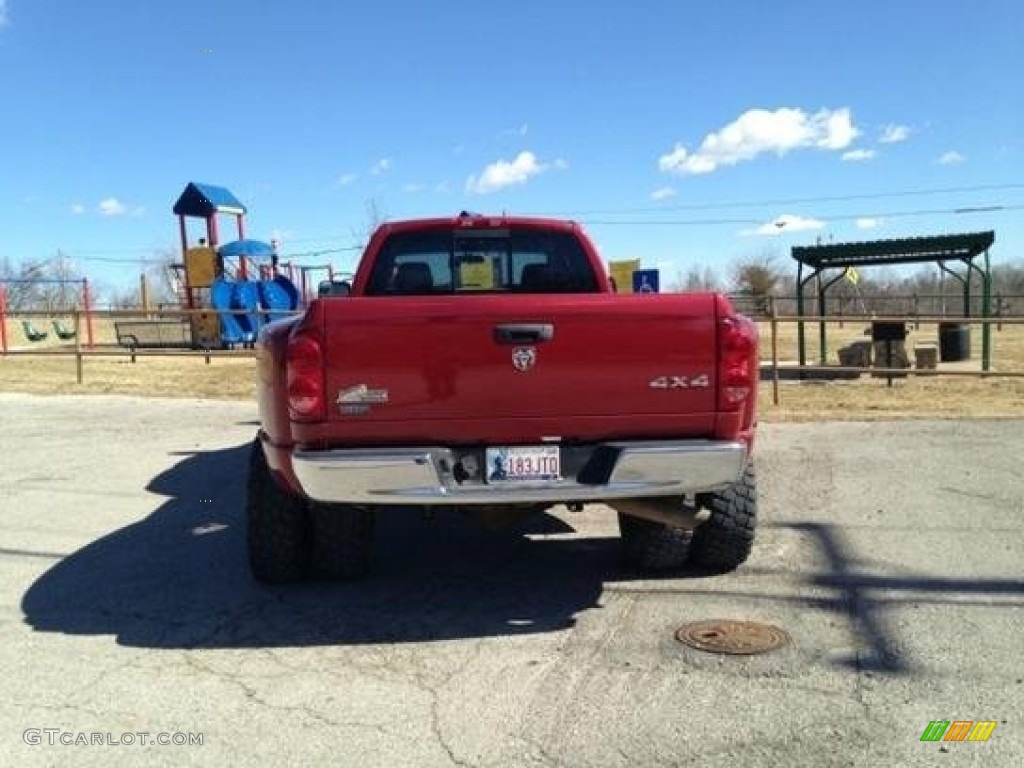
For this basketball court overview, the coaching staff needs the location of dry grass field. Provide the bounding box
[2,315,1023,420]
[759,318,1024,373]
[754,318,1024,419]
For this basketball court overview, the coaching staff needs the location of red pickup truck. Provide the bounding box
[249,212,759,582]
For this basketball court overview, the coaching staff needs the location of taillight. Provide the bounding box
[718,315,757,412]
[286,333,325,421]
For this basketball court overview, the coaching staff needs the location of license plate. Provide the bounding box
[485,445,561,484]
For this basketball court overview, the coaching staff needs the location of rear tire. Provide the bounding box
[618,512,692,573]
[310,503,375,580]
[246,439,311,583]
[689,462,757,572]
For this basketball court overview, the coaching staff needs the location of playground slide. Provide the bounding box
[211,278,253,346]
[233,281,263,341]
[258,275,300,322]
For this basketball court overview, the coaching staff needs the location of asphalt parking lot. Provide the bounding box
[1,393,1022,767]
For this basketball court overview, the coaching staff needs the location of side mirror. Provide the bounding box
[318,280,352,297]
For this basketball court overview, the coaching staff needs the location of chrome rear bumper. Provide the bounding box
[291,440,747,505]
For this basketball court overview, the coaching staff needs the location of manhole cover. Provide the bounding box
[675,619,790,655]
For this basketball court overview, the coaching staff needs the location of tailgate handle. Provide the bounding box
[493,323,554,344]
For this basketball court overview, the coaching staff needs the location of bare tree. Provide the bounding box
[683,264,720,292]
[107,287,143,310]
[144,248,179,307]
[731,252,781,314]
[86,249,180,310]
[0,254,84,311]
[349,198,387,248]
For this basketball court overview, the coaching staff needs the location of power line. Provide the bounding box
[827,204,1022,223]
[545,182,1024,217]
[20,183,1024,262]
[279,246,364,260]
[277,234,364,245]
[54,244,365,265]
[71,255,168,264]
[65,247,170,255]
[584,203,1024,226]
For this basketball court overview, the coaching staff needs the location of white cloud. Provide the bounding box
[650,186,677,201]
[335,172,357,186]
[98,198,127,216]
[0,1,9,27]
[842,149,877,162]
[856,218,882,230]
[659,107,859,176]
[465,151,563,194]
[370,158,392,176]
[552,157,569,170]
[70,203,85,215]
[879,124,910,144]
[402,182,424,193]
[938,151,965,166]
[741,213,826,237]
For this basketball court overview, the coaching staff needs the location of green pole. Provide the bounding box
[982,250,992,371]
[818,273,828,364]
[962,259,971,318]
[796,262,806,368]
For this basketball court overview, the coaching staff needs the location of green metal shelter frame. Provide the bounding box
[791,230,995,371]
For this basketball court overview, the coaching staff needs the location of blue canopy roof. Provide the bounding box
[172,182,247,217]
[219,239,274,259]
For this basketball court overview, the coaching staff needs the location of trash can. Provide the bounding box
[938,323,971,362]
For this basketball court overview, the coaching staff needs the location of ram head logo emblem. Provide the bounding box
[512,347,537,372]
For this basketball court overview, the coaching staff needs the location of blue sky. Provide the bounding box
[1,0,1022,296]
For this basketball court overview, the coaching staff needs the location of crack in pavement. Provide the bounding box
[386,623,494,768]
[20,701,110,721]
[179,651,389,733]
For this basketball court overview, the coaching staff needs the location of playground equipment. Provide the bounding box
[0,277,94,353]
[173,182,302,348]
[22,320,48,342]
[115,182,302,351]
[52,319,77,340]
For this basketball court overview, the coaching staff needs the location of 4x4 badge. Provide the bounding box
[512,347,536,372]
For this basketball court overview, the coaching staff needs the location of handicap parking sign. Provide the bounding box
[632,269,660,294]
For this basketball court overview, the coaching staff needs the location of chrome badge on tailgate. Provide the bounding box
[336,384,389,415]
[649,374,710,389]
[512,347,537,372]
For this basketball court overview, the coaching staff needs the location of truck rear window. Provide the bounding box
[365,229,600,296]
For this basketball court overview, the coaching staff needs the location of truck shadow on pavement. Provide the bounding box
[21,444,1024,668]
[20,442,643,649]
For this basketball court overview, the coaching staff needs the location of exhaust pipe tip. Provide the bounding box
[613,498,710,530]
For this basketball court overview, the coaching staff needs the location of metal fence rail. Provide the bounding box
[763,313,1024,405]
[3,308,1023,405]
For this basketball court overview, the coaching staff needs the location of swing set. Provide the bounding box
[0,277,95,353]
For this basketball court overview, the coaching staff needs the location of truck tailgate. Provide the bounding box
[318,293,719,440]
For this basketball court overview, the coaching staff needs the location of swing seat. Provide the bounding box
[52,319,77,340]
[22,320,49,342]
